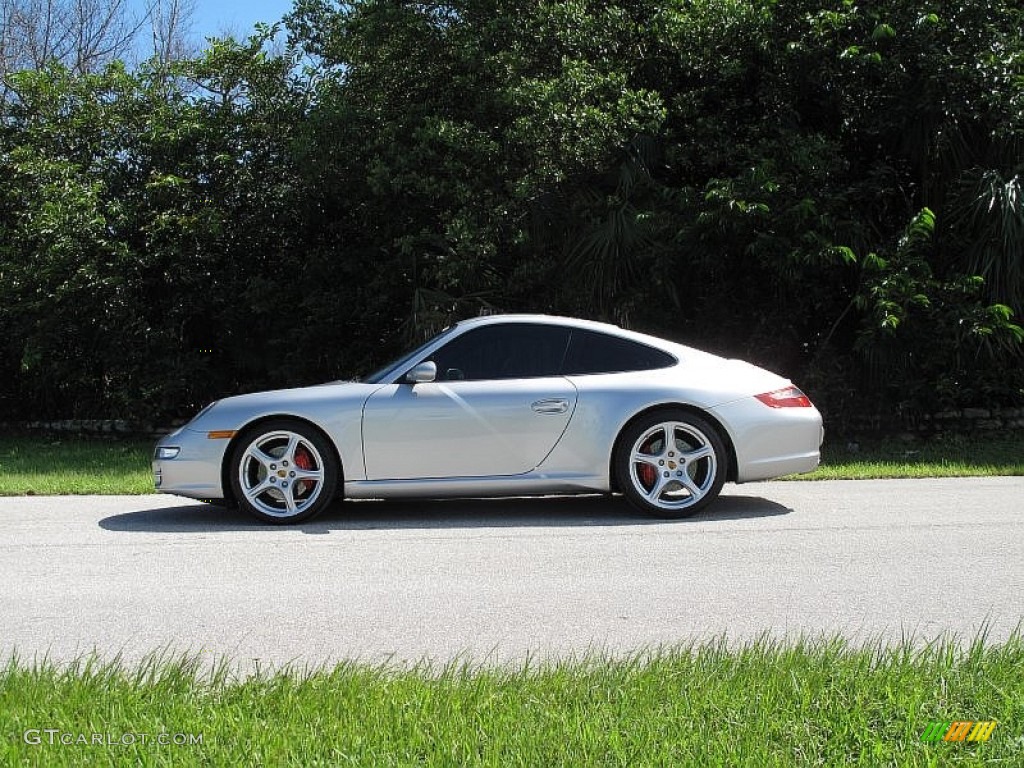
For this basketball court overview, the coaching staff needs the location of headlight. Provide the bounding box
[156,446,180,460]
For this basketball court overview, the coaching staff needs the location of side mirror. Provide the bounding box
[404,361,437,384]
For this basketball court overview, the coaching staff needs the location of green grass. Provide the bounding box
[0,435,153,496]
[796,432,1024,481]
[2,634,1021,766]
[0,430,1022,496]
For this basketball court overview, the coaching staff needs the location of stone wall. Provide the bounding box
[1,419,186,440]
[841,407,1024,436]
[926,407,1024,431]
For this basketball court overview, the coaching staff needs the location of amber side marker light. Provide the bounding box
[207,430,237,439]
[755,386,813,408]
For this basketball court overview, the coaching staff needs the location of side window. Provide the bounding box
[429,324,571,381]
[562,329,676,374]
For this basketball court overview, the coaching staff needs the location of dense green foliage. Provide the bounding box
[2,636,1022,766]
[1,1,1022,428]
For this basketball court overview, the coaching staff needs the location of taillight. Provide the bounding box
[755,386,813,408]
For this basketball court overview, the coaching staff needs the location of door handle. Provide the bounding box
[531,398,569,414]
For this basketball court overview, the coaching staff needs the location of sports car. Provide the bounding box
[153,314,823,523]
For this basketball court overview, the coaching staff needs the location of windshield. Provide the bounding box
[361,326,458,384]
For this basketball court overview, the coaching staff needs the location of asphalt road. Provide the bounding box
[1,478,1022,669]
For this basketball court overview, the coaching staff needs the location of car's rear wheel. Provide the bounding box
[615,410,726,518]
[229,420,339,524]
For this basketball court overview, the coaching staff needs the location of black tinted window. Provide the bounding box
[430,324,570,381]
[562,329,676,374]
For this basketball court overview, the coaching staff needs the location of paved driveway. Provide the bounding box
[1,478,1021,669]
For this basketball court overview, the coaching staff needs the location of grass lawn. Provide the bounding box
[1,634,1020,766]
[0,430,1022,496]
[798,434,1024,481]
[0,436,153,496]
[797,432,1024,480]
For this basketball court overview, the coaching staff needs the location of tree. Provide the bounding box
[0,0,1021,425]
[1,0,144,77]
[0,0,198,85]
[150,0,197,66]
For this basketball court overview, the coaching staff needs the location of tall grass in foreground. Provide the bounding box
[2,634,1021,766]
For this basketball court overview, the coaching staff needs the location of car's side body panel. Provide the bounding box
[361,377,578,480]
[343,471,608,499]
[159,383,379,500]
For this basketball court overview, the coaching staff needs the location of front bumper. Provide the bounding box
[153,428,230,500]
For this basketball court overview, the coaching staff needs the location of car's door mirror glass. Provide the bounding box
[404,361,437,383]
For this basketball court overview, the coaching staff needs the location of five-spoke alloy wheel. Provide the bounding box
[230,420,339,524]
[615,410,726,518]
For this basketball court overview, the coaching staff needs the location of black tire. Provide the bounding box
[614,409,727,519]
[229,419,340,524]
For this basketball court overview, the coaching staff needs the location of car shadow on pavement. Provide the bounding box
[99,493,791,533]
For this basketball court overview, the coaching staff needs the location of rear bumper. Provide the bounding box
[711,397,823,482]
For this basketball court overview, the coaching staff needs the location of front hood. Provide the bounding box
[186,381,381,433]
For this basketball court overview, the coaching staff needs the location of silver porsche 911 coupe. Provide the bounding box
[153,314,823,523]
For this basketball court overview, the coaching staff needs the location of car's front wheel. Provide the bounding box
[229,420,339,524]
[615,410,726,518]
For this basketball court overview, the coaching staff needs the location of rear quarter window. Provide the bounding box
[562,329,677,375]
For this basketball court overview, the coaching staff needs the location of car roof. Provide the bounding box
[452,313,687,357]
[455,313,623,332]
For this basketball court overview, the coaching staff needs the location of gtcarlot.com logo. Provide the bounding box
[920,720,997,743]
[24,729,203,747]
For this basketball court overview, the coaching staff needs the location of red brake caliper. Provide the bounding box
[638,462,657,489]
[637,436,658,489]
[294,446,314,496]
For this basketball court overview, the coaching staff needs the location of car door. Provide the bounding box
[361,323,578,480]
